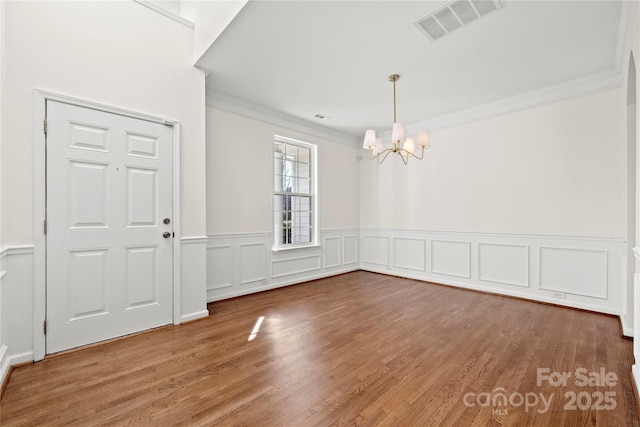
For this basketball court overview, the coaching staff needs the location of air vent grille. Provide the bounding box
[414,0,503,41]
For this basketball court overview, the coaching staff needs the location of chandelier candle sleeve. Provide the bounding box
[374,138,384,155]
[403,138,415,155]
[363,129,376,149]
[363,74,431,165]
[391,122,406,144]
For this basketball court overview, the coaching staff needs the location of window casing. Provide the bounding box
[273,136,316,249]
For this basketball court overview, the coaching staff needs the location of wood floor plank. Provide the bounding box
[0,271,637,426]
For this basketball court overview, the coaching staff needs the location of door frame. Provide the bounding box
[32,89,182,361]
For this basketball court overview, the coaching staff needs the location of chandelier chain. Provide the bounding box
[393,77,397,124]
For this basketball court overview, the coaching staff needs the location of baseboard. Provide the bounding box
[0,344,8,395]
[361,266,620,316]
[0,349,33,396]
[207,266,359,302]
[620,314,634,337]
[180,310,209,323]
[633,364,640,413]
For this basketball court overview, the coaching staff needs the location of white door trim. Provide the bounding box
[32,89,182,361]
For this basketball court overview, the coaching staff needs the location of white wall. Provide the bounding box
[359,87,627,316]
[205,105,360,300]
[624,0,640,391]
[360,88,626,237]
[3,1,207,243]
[181,0,248,64]
[0,1,207,369]
[206,106,359,234]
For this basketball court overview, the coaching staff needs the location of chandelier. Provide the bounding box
[362,74,430,165]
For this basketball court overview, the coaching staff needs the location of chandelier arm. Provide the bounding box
[399,146,425,161]
[378,149,393,165]
[370,147,393,161]
[398,150,409,165]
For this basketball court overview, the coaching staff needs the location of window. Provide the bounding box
[273,136,316,249]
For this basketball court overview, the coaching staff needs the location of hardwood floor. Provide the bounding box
[1,271,637,426]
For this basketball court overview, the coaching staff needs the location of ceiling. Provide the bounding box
[199,1,625,140]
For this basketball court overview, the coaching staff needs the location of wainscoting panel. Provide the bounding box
[239,243,267,285]
[359,229,624,316]
[179,237,209,323]
[394,238,426,272]
[206,245,233,291]
[343,235,358,265]
[324,237,341,269]
[539,247,608,299]
[361,236,390,267]
[431,240,471,278]
[0,246,37,388]
[273,254,321,278]
[206,229,624,317]
[478,243,529,288]
[207,229,359,302]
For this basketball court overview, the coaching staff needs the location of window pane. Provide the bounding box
[290,196,297,212]
[298,163,310,179]
[286,144,298,158]
[298,147,310,164]
[299,196,311,211]
[281,227,291,245]
[298,212,311,227]
[289,178,300,193]
[283,210,291,222]
[282,159,294,178]
[298,178,310,194]
[293,227,311,244]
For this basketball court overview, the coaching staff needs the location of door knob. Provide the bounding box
[163,218,171,224]
[163,232,171,239]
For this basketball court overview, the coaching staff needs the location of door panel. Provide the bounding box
[67,248,110,320]
[125,245,158,309]
[46,100,173,354]
[68,160,110,228]
[126,132,158,158]
[69,121,110,152]
[126,167,158,227]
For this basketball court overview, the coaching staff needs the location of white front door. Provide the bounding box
[46,100,174,354]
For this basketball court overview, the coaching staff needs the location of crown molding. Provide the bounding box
[615,0,636,76]
[401,2,635,134]
[402,68,623,134]
[205,89,361,148]
[133,0,194,29]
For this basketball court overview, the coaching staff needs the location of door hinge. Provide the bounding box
[43,320,47,335]
[44,219,47,235]
[44,119,48,134]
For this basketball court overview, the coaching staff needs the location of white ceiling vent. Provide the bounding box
[415,0,503,41]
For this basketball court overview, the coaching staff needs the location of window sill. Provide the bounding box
[272,243,320,252]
